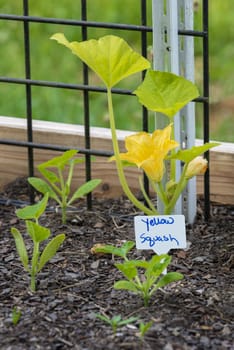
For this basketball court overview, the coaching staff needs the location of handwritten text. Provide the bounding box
[140,232,179,248]
[141,216,174,232]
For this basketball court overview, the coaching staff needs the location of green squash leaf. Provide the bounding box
[115,261,138,279]
[68,179,101,205]
[134,70,199,118]
[11,227,29,271]
[16,193,49,221]
[26,221,51,243]
[114,280,139,293]
[155,272,184,289]
[139,321,153,336]
[145,254,171,278]
[28,178,59,202]
[37,167,59,184]
[118,241,135,258]
[51,34,150,88]
[38,233,65,272]
[39,150,78,170]
[92,241,135,260]
[118,316,139,326]
[167,142,220,163]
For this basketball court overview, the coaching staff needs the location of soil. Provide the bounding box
[0,178,233,350]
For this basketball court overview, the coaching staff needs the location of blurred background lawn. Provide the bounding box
[0,0,233,142]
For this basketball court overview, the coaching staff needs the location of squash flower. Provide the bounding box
[112,124,179,182]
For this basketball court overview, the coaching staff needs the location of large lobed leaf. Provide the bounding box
[134,70,199,118]
[51,34,150,88]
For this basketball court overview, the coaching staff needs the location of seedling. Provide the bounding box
[11,194,65,291]
[92,241,183,306]
[95,313,138,335]
[11,307,22,326]
[28,149,101,224]
[138,321,153,339]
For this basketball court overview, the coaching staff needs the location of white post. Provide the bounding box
[152,0,196,223]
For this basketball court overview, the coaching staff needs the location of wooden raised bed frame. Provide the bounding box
[0,116,233,205]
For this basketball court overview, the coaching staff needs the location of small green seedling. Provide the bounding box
[28,149,101,224]
[115,254,183,307]
[95,313,138,335]
[138,321,153,339]
[11,307,22,326]
[93,241,183,306]
[11,194,65,291]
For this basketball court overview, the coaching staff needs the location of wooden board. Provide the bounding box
[0,116,233,204]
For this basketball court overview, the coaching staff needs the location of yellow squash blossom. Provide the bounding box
[112,124,178,182]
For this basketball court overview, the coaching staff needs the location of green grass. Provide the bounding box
[0,1,233,141]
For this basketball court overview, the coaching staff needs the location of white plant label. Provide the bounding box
[134,215,186,255]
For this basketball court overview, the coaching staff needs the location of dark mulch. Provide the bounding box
[0,178,233,350]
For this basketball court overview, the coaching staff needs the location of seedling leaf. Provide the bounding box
[38,233,65,272]
[115,261,138,279]
[39,150,78,170]
[155,271,184,289]
[114,280,139,292]
[26,221,51,243]
[28,177,59,202]
[145,254,171,279]
[93,241,135,260]
[37,167,59,184]
[16,193,49,221]
[11,228,29,271]
[68,179,101,205]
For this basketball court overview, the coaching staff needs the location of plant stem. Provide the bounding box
[143,295,149,307]
[30,273,36,292]
[67,160,75,189]
[58,168,67,224]
[31,241,39,292]
[61,207,67,225]
[139,176,159,214]
[156,181,169,207]
[107,88,156,216]
[170,121,177,183]
[164,164,188,215]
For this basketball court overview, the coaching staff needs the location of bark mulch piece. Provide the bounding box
[0,178,233,349]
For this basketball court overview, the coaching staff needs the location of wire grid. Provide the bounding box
[0,0,210,218]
